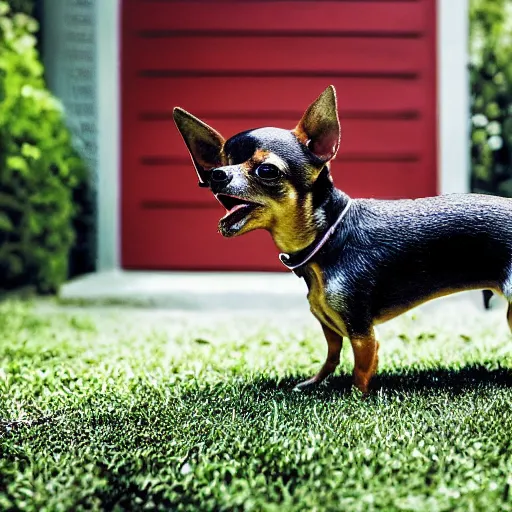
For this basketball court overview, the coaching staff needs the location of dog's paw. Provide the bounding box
[293,377,321,392]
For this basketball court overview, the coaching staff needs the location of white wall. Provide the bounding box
[42,0,98,271]
[42,0,97,174]
[42,0,120,271]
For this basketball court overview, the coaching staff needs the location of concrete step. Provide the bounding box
[59,270,310,310]
[59,269,503,313]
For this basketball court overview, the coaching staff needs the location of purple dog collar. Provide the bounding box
[279,199,353,272]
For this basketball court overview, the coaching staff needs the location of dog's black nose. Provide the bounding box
[211,168,232,184]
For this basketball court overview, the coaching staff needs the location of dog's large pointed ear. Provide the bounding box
[293,85,340,163]
[173,107,226,186]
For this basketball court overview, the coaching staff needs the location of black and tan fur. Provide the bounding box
[173,86,512,394]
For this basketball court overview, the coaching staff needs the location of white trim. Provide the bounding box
[437,0,470,195]
[96,0,121,270]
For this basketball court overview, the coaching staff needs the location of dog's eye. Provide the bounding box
[255,164,281,181]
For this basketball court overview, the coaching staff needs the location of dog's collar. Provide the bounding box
[278,198,353,273]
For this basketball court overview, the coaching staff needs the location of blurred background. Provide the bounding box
[0,0,511,296]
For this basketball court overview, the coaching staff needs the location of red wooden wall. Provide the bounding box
[121,0,437,271]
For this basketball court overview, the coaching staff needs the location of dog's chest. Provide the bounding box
[305,263,349,337]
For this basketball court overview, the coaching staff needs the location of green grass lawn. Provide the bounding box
[1,300,512,511]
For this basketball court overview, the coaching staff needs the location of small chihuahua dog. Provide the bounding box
[173,86,512,394]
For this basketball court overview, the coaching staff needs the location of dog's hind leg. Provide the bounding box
[350,329,379,395]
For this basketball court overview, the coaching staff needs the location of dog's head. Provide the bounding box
[173,86,341,253]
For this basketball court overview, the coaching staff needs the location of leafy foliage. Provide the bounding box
[0,1,87,292]
[470,0,512,196]
[1,301,512,510]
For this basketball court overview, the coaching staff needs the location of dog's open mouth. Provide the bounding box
[215,194,261,235]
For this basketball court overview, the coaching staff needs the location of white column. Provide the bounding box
[437,0,470,195]
[96,0,121,270]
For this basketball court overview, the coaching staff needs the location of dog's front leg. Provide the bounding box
[350,330,379,394]
[294,324,343,391]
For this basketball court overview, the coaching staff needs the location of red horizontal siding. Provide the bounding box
[123,207,293,271]
[125,1,427,34]
[132,76,427,116]
[121,0,437,271]
[129,37,427,75]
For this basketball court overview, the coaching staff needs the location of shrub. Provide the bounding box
[0,1,87,293]
[469,0,512,196]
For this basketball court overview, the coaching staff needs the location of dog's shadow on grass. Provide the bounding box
[252,363,512,397]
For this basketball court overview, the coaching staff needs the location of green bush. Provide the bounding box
[0,1,87,293]
[470,0,512,196]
